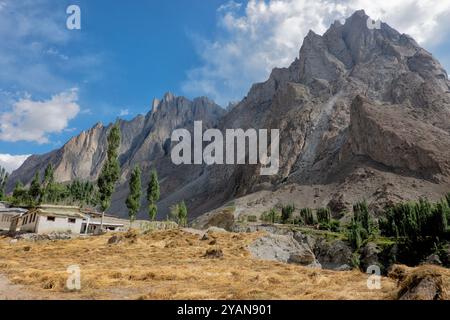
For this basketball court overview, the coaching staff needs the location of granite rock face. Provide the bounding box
[9,10,450,220]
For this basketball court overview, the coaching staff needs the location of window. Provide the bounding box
[68,218,76,224]
[47,216,55,222]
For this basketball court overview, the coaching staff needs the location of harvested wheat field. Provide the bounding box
[0,229,448,300]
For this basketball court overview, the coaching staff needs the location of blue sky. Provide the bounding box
[1,0,450,172]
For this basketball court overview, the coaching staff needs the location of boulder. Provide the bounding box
[203,247,224,259]
[314,239,353,270]
[360,242,382,271]
[423,254,442,266]
[248,234,321,268]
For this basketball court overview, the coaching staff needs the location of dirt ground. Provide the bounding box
[0,229,441,300]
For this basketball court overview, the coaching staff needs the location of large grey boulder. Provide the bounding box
[314,239,353,270]
[248,234,321,268]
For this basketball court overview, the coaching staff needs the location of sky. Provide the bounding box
[1,0,450,172]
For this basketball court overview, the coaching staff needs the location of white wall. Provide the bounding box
[0,213,15,231]
[20,212,38,233]
[35,215,82,235]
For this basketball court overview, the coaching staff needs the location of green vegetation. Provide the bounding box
[29,172,42,205]
[126,166,142,226]
[346,201,375,249]
[147,168,160,221]
[299,208,315,225]
[281,204,295,223]
[261,208,281,224]
[317,207,331,225]
[0,166,8,201]
[379,198,449,241]
[97,122,121,213]
[169,201,188,227]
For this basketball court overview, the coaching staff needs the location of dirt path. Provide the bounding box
[0,274,39,300]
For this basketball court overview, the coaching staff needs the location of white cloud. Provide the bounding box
[0,154,30,173]
[119,109,130,117]
[218,1,242,12]
[0,89,80,144]
[183,0,450,105]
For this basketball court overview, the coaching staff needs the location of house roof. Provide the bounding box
[0,208,28,215]
[29,205,85,219]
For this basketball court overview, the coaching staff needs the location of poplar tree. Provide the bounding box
[41,164,54,203]
[97,123,121,229]
[147,168,160,221]
[0,166,8,201]
[29,172,42,205]
[178,201,188,227]
[126,166,142,226]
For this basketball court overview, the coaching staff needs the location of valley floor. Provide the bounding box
[0,229,447,300]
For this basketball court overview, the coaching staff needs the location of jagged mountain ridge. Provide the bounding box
[9,10,450,221]
[7,93,226,217]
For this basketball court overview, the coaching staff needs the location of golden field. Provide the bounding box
[0,229,448,300]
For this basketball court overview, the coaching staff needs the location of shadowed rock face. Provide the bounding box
[8,10,450,220]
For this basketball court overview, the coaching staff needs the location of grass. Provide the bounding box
[0,229,431,300]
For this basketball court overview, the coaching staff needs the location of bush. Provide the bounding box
[318,219,340,232]
[247,215,258,223]
[261,208,281,224]
[281,204,295,224]
[347,219,368,249]
[299,208,315,225]
[317,207,332,225]
[380,198,449,241]
[353,201,372,232]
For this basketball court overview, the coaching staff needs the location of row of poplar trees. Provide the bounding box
[97,123,162,226]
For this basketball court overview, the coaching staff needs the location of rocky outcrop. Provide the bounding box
[248,233,321,268]
[350,96,450,179]
[389,265,448,300]
[313,239,353,270]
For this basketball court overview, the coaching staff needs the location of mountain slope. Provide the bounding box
[8,93,226,218]
[9,10,450,222]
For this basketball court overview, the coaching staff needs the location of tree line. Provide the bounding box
[2,122,188,227]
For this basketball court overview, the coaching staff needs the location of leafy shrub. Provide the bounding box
[299,208,315,225]
[353,201,372,232]
[380,198,449,241]
[247,215,258,223]
[347,218,368,249]
[261,208,281,224]
[317,207,332,225]
[281,204,295,224]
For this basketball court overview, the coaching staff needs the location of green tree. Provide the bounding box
[29,172,42,205]
[12,181,30,206]
[97,123,121,213]
[353,201,371,232]
[267,208,279,224]
[41,164,54,203]
[281,204,295,224]
[317,207,332,225]
[126,166,142,226]
[147,168,160,221]
[300,208,315,225]
[178,201,188,227]
[168,201,188,226]
[169,203,179,222]
[0,166,8,201]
